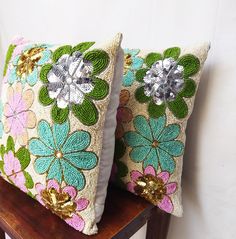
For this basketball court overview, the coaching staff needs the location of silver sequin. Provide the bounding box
[47,51,93,108]
[143,58,184,105]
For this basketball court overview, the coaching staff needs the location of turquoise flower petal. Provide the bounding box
[143,148,158,169]
[63,151,97,170]
[130,146,151,162]
[9,69,18,84]
[123,70,135,87]
[124,49,140,56]
[61,160,85,190]
[53,121,69,149]
[38,49,51,65]
[29,139,54,156]
[131,57,143,70]
[12,55,20,65]
[27,68,38,86]
[124,132,151,147]
[34,156,55,174]
[150,116,166,139]
[159,141,184,156]
[158,124,181,142]
[38,120,55,149]
[157,148,175,173]
[134,115,153,141]
[62,131,91,153]
[47,158,62,183]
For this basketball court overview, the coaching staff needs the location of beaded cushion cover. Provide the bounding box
[112,44,210,216]
[0,34,122,235]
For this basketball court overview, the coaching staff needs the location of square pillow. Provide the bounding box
[0,33,122,235]
[111,43,210,216]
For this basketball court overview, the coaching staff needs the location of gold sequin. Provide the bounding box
[124,54,132,74]
[41,188,77,219]
[134,174,166,204]
[16,47,44,78]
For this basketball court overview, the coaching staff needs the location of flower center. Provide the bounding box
[66,77,73,85]
[134,174,166,204]
[16,47,44,77]
[55,151,63,159]
[41,188,77,219]
[152,140,159,148]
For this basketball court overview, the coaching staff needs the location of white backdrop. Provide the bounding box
[0,0,236,238]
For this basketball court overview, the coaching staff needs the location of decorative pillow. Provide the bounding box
[111,44,210,216]
[0,33,122,235]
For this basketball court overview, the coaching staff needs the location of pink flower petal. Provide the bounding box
[65,214,85,231]
[11,36,28,45]
[63,186,77,199]
[130,170,142,182]
[157,171,170,184]
[9,116,25,136]
[157,195,173,213]
[144,166,156,176]
[10,172,27,193]
[76,198,89,211]
[35,183,45,194]
[165,182,177,195]
[47,179,60,192]
[3,151,21,175]
[36,194,45,206]
[127,182,136,193]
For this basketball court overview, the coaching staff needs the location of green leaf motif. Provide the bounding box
[88,77,109,100]
[72,98,98,126]
[0,161,4,174]
[135,86,150,103]
[72,42,95,53]
[116,161,128,178]
[135,68,148,82]
[145,52,162,67]
[39,86,54,106]
[3,44,16,76]
[52,45,72,63]
[6,136,15,152]
[163,47,181,60]
[148,101,166,118]
[40,64,52,83]
[23,171,34,189]
[0,145,5,159]
[114,139,126,160]
[168,96,188,119]
[84,49,110,75]
[179,79,196,98]
[51,104,69,124]
[15,147,31,170]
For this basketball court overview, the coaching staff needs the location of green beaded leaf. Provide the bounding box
[114,139,126,160]
[0,161,4,174]
[135,68,148,82]
[135,86,150,103]
[163,47,181,60]
[72,42,95,53]
[0,145,5,159]
[168,96,188,119]
[40,64,52,83]
[6,136,15,152]
[3,44,16,76]
[179,79,197,98]
[39,86,54,106]
[145,52,162,67]
[15,147,31,170]
[87,77,109,100]
[178,54,200,78]
[72,98,98,126]
[52,45,72,63]
[148,101,166,118]
[84,49,109,75]
[23,171,34,189]
[51,104,69,124]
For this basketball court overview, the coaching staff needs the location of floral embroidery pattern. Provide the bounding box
[115,89,133,139]
[127,166,177,213]
[134,47,200,119]
[36,179,89,231]
[29,120,98,190]
[0,101,3,139]
[7,44,51,86]
[3,82,36,146]
[124,115,184,174]
[0,136,34,193]
[39,43,110,125]
[123,49,143,87]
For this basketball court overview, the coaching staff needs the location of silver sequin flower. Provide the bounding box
[144,58,184,105]
[47,51,93,108]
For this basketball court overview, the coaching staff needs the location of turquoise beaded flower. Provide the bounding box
[29,120,97,190]
[124,115,184,173]
[123,49,143,87]
[8,44,51,86]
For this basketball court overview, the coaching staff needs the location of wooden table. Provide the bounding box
[0,177,170,239]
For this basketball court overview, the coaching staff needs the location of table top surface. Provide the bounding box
[0,177,153,239]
